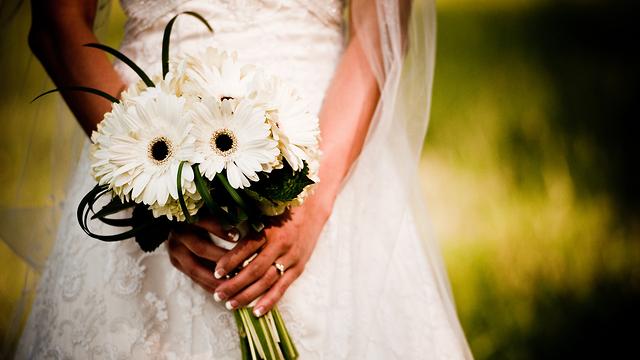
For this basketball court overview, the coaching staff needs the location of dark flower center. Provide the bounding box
[148,136,174,165]
[215,134,234,152]
[211,129,238,157]
[151,140,169,161]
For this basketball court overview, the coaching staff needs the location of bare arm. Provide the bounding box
[29,0,126,135]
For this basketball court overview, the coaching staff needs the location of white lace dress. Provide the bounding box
[16,1,470,359]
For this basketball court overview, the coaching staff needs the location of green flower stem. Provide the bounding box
[233,310,251,360]
[177,161,198,223]
[233,306,298,360]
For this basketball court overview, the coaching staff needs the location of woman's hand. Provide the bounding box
[208,201,331,317]
[166,214,241,294]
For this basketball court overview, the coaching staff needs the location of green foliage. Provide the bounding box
[132,205,173,252]
[77,184,168,248]
[251,162,315,204]
[193,164,243,230]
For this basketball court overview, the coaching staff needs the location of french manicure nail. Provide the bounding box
[226,300,238,310]
[214,269,226,279]
[214,292,226,302]
[254,306,265,317]
[227,229,240,242]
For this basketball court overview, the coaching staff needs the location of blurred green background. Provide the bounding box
[1,0,638,358]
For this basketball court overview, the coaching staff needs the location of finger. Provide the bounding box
[212,237,266,280]
[214,243,286,303]
[252,264,300,317]
[166,234,224,291]
[192,213,240,242]
[171,223,228,262]
[223,264,282,310]
[190,276,219,295]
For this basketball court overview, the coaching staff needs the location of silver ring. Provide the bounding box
[274,263,285,276]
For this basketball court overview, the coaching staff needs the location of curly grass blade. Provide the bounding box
[77,184,155,241]
[177,161,197,223]
[84,43,154,87]
[96,217,136,227]
[31,86,118,104]
[83,219,156,242]
[91,197,136,220]
[162,11,213,79]
[78,184,108,232]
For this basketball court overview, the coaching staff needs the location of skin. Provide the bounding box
[31,0,382,317]
[30,0,126,136]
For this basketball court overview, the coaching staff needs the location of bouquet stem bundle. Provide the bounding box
[234,307,298,360]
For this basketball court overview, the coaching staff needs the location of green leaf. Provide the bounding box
[162,12,213,79]
[216,173,264,232]
[242,188,272,205]
[32,86,118,104]
[132,205,173,252]
[177,161,198,223]
[252,161,315,204]
[193,165,241,230]
[84,43,155,88]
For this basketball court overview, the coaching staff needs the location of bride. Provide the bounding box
[12,0,473,358]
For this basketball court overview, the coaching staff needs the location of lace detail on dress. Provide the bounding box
[58,288,107,354]
[119,0,343,38]
[109,292,169,356]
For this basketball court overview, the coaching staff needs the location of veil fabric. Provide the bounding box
[1,0,472,358]
[344,0,472,356]
[0,0,111,356]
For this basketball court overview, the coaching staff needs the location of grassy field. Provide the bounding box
[2,0,638,358]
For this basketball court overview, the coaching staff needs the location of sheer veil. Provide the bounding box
[0,0,111,355]
[1,0,472,357]
[346,0,472,356]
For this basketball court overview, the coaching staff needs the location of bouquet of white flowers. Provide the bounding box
[36,12,319,360]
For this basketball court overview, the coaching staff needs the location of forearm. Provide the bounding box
[29,0,125,135]
[306,31,381,218]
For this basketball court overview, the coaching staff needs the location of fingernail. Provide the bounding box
[214,292,226,302]
[214,269,226,279]
[227,229,240,242]
[226,300,238,310]
[254,306,265,317]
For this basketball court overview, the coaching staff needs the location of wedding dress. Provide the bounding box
[15,0,473,359]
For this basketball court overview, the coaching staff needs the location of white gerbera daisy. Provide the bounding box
[171,48,258,103]
[91,92,201,219]
[263,76,320,171]
[192,96,279,189]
